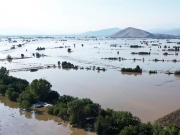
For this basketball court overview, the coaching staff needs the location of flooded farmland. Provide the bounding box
[1,37,180,134]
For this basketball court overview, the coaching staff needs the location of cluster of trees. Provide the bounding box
[36,47,45,51]
[62,61,75,68]
[0,67,59,110]
[0,67,29,102]
[46,95,100,127]
[95,108,180,135]
[1,66,180,134]
[17,79,59,109]
[121,65,142,73]
[175,70,180,75]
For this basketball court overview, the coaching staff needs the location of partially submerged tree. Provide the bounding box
[0,67,9,78]
[21,54,24,58]
[67,48,71,52]
[30,79,52,101]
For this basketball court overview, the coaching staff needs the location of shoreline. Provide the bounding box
[156,108,180,127]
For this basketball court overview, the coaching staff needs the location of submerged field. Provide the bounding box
[0,37,180,134]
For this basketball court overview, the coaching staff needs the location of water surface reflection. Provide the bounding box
[0,95,95,135]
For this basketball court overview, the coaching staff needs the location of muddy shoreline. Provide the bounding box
[156,108,180,127]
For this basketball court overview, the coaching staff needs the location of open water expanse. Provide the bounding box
[0,37,180,134]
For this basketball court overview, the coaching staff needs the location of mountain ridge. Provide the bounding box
[80,27,120,36]
[111,27,157,38]
[148,28,180,36]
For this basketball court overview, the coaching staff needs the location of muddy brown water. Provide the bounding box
[0,95,95,135]
[1,38,180,134]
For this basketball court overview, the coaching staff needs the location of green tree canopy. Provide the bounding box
[30,79,52,101]
[0,67,9,78]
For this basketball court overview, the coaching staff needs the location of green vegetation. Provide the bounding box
[7,54,13,60]
[149,70,157,74]
[21,54,24,58]
[174,70,180,75]
[36,47,45,50]
[36,52,41,58]
[0,66,180,134]
[121,65,142,73]
[0,67,58,109]
[17,44,22,47]
[67,48,71,52]
[30,79,52,101]
[62,61,78,69]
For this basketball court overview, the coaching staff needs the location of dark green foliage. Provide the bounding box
[21,100,31,110]
[174,70,180,74]
[149,70,157,74]
[21,54,24,58]
[62,61,75,68]
[7,54,12,60]
[67,48,71,52]
[46,106,55,115]
[18,90,35,108]
[5,88,19,101]
[30,79,52,101]
[58,95,77,103]
[48,90,60,102]
[36,47,45,50]
[58,108,68,118]
[55,102,68,119]
[53,108,59,116]
[138,52,150,55]
[5,88,15,100]
[67,99,86,126]
[0,85,8,95]
[67,98,100,126]
[0,67,9,78]
[166,125,180,135]
[36,52,41,58]
[119,125,138,135]
[0,67,29,103]
[95,109,141,135]
[11,92,19,101]
[121,65,142,73]
[1,76,29,93]
[138,122,153,135]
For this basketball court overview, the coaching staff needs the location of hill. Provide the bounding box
[80,27,120,36]
[111,27,157,38]
[148,28,180,36]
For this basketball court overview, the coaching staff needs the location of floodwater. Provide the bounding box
[0,95,95,135]
[0,37,180,134]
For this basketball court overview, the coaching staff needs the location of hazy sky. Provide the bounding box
[0,0,180,34]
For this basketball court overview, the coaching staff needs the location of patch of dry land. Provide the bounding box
[156,108,180,127]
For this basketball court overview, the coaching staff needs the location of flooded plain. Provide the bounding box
[0,37,180,134]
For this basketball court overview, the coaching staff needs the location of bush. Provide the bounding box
[48,90,60,102]
[17,90,35,105]
[11,92,19,101]
[7,55,12,60]
[36,53,41,58]
[174,70,180,74]
[0,85,8,95]
[121,65,142,73]
[21,100,31,110]
[67,48,71,52]
[53,108,59,116]
[46,106,55,115]
[5,88,15,100]
[58,108,68,118]
[21,54,24,58]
